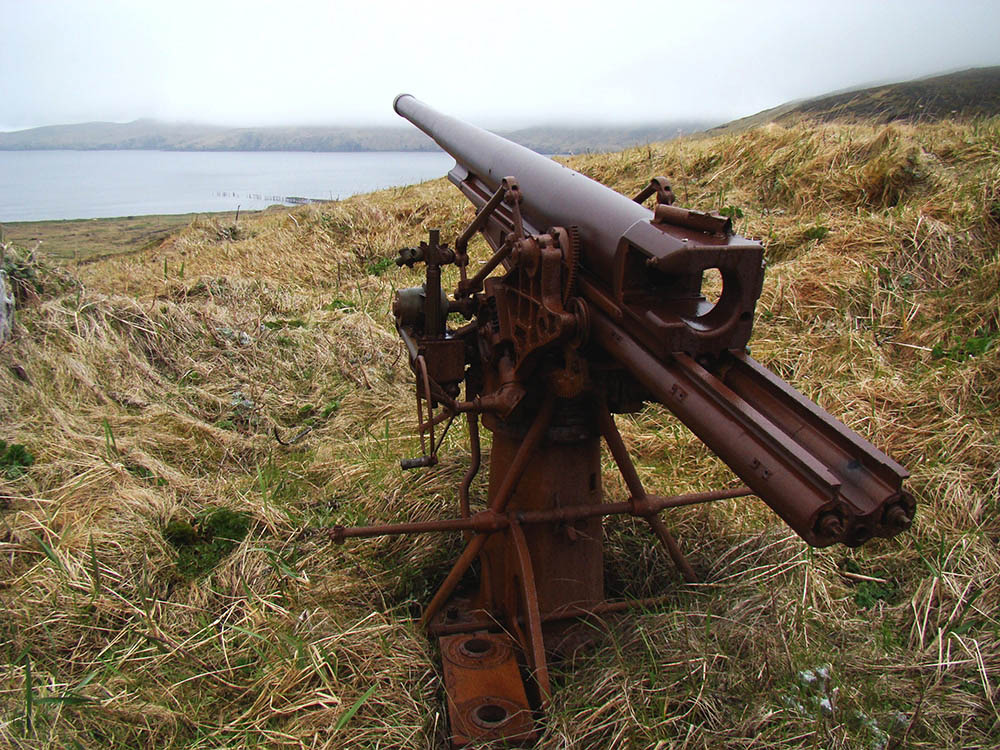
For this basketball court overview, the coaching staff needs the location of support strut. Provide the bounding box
[597,402,698,583]
[420,398,555,628]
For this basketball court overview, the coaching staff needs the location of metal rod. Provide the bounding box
[548,595,674,620]
[420,398,556,628]
[396,322,419,362]
[420,536,488,629]
[597,401,698,582]
[462,238,513,295]
[423,409,453,430]
[517,486,750,524]
[596,404,645,500]
[487,397,555,515]
[329,487,751,542]
[510,522,551,705]
[433,413,456,455]
[647,488,751,508]
[424,229,445,336]
[455,182,507,254]
[458,413,481,520]
[646,514,698,583]
[415,355,434,456]
[333,516,475,541]
[428,595,678,636]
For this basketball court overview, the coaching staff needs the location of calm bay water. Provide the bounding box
[0,150,455,222]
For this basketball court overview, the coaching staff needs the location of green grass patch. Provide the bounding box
[365,256,395,276]
[0,440,34,479]
[803,224,830,241]
[931,326,999,362]
[163,508,251,579]
[1,211,252,262]
[322,297,355,311]
[263,318,307,330]
[125,462,167,486]
[853,580,897,609]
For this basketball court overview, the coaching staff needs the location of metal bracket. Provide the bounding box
[633,176,675,206]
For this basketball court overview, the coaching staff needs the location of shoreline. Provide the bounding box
[1,209,271,262]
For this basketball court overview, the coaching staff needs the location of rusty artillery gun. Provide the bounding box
[330,95,915,746]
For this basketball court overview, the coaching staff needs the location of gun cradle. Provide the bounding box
[591,318,914,548]
[330,95,914,747]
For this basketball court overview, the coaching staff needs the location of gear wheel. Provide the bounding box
[561,226,581,305]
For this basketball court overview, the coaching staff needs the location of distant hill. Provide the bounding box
[0,118,710,154]
[0,120,437,152]
[500,123,708,154]
[9,66,997,154]
[706,66,1000,137]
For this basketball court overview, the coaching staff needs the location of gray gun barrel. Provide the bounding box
[394,93,651,273]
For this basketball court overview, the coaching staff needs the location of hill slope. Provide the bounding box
[708,66,1000,136]
[1,117,998,748]
[0,119,710,154]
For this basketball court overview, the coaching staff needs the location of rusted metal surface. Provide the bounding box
[508,521,552,705]
[439,632,535,748]
[632,176,676,206]
[393,93,763,359]
[420,398,555,629]
[430,594,692,637]
[589,316,913,547]
[596,399,698,583]
[478,405,604,625]
[328,486,751,543]
[328,95,915,743]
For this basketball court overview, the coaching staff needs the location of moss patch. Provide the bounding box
[0,440,34,479]
[164,508,251,579]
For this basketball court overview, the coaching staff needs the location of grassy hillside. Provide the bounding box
[1,117,998,748]
[2,211,257,263]
[707,66,1000,137]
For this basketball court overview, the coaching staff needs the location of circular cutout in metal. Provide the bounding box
[458,695,526,733]
[459,637,494,659]
[474,702,509,728]
[444,633,510,669]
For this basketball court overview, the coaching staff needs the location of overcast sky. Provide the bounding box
[2,0,999,131]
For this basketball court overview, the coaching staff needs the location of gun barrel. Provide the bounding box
[395,93,650,264]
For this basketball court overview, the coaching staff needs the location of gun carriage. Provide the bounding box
[329,95,914,746]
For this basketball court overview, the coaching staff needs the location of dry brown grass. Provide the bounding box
[1,117,998,748]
